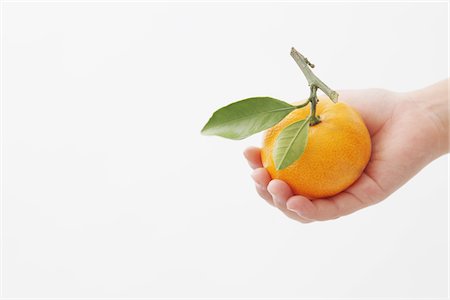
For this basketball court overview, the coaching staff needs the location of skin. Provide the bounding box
[244,79,449,223]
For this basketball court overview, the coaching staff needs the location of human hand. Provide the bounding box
[244,81,449,223]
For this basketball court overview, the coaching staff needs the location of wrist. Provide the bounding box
[403,80,449,157]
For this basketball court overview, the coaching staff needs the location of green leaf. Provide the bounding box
[201,97,295,140]
[274,118,310,170]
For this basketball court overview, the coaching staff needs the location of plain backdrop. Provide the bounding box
[1,2,448,298]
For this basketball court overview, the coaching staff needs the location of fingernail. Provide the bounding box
[274,197,284,207]
[287,206,298,213]
[267,188,282,207]
[286,201,296,211]
[251,170,263,185]
[250,172,258,182]
[267,182,274,195]
[254,182,263,189]
[286,203,303,216]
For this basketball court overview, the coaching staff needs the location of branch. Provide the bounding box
[290,47,339,103]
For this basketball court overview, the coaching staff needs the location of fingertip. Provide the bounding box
[251,168,271,187]
[267,179,294,208]
[243,146,263,169]
[267,179,290,196]
[244,146,260,153]
[286,196,315,218]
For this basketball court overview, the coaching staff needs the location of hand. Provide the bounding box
[244,83,449,223]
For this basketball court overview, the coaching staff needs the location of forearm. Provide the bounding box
[407,79,449,157]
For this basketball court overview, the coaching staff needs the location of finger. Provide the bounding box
[251,168,271,187]
[267,180,313,223]
[267,180,293,209]
[243,147,263,169]
[251,168,273,205]
[286,192,365,221]
[255,184,274,206]
[286,196,328,220]
[285,211,314,224]
[346,172,386,206]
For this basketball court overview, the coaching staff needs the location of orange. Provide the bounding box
[261,97,371,199]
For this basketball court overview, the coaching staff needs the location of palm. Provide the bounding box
[245,89,441,222]
[344,89,439,201]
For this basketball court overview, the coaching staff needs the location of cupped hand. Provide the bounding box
[244,88,447,222]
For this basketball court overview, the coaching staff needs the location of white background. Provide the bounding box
[1,2,448,298]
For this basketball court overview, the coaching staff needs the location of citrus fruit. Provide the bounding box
[261,97,371,199]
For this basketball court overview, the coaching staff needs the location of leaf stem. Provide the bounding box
[295,99,310,109]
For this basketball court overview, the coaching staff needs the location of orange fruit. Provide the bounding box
[261,97,371,199]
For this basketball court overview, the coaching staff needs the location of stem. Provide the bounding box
[290,47,339,103]
[309,85,321,126]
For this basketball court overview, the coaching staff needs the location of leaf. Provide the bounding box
[274,118,310,170]
[201,97,295,140]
